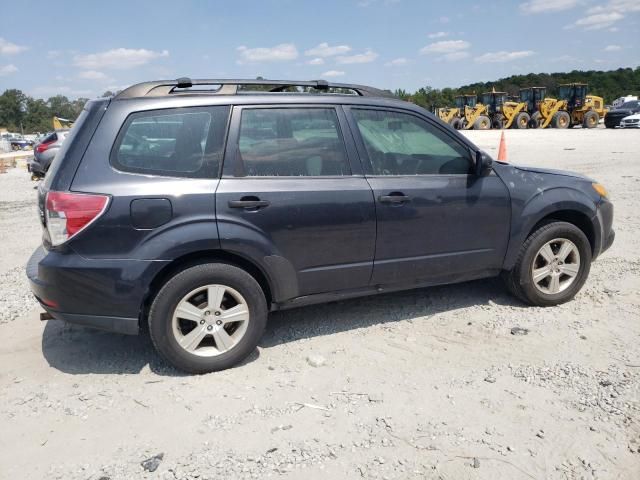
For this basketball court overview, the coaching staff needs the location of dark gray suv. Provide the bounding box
[27,78,614,373]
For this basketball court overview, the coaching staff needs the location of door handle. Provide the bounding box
[228,199,270,209]
[379,192,411,204]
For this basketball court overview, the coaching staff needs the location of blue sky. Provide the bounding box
[0,0,638,99]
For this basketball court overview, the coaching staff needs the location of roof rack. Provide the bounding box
[114,78,395,99]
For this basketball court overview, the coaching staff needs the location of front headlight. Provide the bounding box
[592,183,609,199]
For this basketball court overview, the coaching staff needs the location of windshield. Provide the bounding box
[621,101,639,109]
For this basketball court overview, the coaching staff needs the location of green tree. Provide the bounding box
[0,89,28,131]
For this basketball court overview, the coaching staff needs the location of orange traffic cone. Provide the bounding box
[497,131,507,162]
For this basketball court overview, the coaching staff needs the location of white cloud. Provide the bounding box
[74,48,169,69]
[520,0,578,14]
[603,44,622,51]
[307,57,325,65]
[236,43,298,63]
[428,31,448,39]
[570,1,639,30]
[304,42,351,57]
[321,70,345,77]
[573,12,624,29]
[384,57,409,66]
[336,49,378,64]
[420,40,470,55]
[475,50,535,63]
[78,70,108,80]
[0,64,18,76]
[587,0,640,14]
[0,38,28,55]
[47,50,62,59]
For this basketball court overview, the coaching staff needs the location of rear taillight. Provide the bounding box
[45,191,109,246]
[36,141,54,154]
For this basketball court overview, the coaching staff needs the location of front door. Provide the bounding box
[347,107,511,286]
[216,105,376,299]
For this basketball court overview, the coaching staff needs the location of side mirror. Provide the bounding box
[475,150,493,176]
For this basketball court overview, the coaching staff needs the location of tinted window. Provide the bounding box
[112,106,229,177]
[237,108,350,176]
[352,109,472,175]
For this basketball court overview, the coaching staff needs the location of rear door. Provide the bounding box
[216,105,376,299]
[346,106,511,286]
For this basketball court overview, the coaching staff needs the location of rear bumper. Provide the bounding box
[26,246,168,335]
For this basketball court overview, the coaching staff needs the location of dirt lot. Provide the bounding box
[0,128,639,480]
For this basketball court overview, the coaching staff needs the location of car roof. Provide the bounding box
[109,78,424,115]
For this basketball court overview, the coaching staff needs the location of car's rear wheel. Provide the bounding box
[504,221,592,306]
[149,263,267,373]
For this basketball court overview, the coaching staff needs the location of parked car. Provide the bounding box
[28,130,69,178]
[604,100,640,128]
[620,113,640,129]
[8,136,33,150]
[27,78,615,373]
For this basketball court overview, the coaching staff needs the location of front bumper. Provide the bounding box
[620,121,640,129]
[594,199,614,258]
[26,246,167,335]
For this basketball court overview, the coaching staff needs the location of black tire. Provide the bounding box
[148,263,268,374]
[449,117,462,130]
[529,111,541,129]
[504,221,592,306]
[492,117,504,129]
[512,112,530,129]
[552,111,571,129]
[473,115,491,130]
[583,111,599,129]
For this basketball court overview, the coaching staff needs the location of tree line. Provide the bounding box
[0,89,114,134]
[1,67,638,133]
[396,67,640,112]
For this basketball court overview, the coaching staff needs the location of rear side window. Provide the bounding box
[112,106,230,178]
[352,108,472,175]
[237,108,350,177]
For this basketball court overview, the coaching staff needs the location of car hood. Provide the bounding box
[622,113,640,120]
[512,164,591,181]
[608,108,634,116]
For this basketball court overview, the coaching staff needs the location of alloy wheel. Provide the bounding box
[531,238,581,295]
[172,284,250,357]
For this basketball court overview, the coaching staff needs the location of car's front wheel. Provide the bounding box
[504,221,592,306]
[149,263,268,374]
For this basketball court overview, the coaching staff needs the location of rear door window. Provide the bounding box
[112,106,230,178]
[237,107,350,176]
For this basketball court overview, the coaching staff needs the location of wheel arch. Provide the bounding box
[527,210,596,254]
[503,187,599,271]
[141,249,276,324]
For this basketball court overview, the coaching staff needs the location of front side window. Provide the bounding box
[112,106,229,177]
[352,109,472,175]
[237,108,350,177]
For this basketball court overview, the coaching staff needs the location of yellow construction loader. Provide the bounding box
[436,95,477,129]
[52,116,74,130]
[519,87,547,127]
[481,90,530,129]
[536,83,606,129]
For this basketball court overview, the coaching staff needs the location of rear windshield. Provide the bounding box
[43,109,88,188]
[42,133,58,143]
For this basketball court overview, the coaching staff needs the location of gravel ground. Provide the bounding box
[0,128,639,480]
